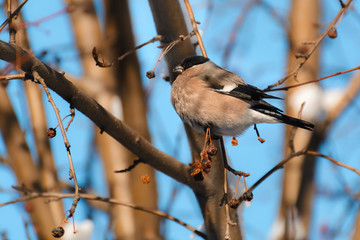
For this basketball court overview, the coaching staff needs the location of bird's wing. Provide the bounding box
[225,84,282,101]
[209,81,283,112]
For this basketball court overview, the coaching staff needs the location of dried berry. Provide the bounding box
[229,198,240,209]
[203,167,211,174]
[200,151,208,160]
[328,27,337,39]
[51,226,65,238]
[47,128,56,138]
[242,191,254,202]
[24,202,34,212]
[204,160,212,168]
[146,70,155,79]
[206,144,217,156]
[141,174,151,184]
[231,137,238,146]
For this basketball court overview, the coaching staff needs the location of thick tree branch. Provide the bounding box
[0,40,194,187]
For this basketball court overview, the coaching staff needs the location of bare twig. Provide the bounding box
[158,31,195,61]
[219,137,237,239]
[0,0,28,33]
[33,71,80,220]
[237,149,360,205]
[259,0,288,30]
[223,0,259,66]
[184,0,207,57]
[0,73,26,81]
[114,159,143,173]
[265,65,360,92]
[306,151,360,176]
[0,40,192,192]
[0,191,207,239]
[238,149,307,203]
[64,108,75,132]
[146,31,196,78]
[117,35,163,62]
[339,0,346,8]
[265,0,353,90]
[323,72,360,128]
[93,35,163,67]
[288,102,306,153]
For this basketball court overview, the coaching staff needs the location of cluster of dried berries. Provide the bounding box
[190,143,217,181]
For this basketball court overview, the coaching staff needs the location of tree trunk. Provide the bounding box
[277,0,320,239]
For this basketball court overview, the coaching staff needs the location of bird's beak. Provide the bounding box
[173,65,184,74]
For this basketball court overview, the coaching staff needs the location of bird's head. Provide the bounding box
[173,56,209,76]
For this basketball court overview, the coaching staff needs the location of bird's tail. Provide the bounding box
[278,114,314,131]
[251,102,315,131]
[254,108,315,130]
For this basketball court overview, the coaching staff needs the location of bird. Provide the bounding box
[170,55,314,137]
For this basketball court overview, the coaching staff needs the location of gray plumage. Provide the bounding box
[171,56,314,136]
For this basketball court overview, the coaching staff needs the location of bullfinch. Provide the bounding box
[171,55,314,136]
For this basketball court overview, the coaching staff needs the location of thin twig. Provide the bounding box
[0,73,26,81]
[259,0,288,30]
[0,191,207,239]
[223,0,259,66]
[159,31,195,61]
[117,35,163,61]
[65,108,75,132]
[339,0,346,8]
[265,65,360,92]
[265,0,353,90]
[146,31,196,78]
[237,148,360,205]
[288,102,306,153]
[219,137,232,240]
[93,35,163,67]
[33,71,80,220]
[22,216,31,240]
[237,149,307,204]
[7,0,15,44]
[306,151,360,176]
[114,159,143,173]
[184,0,207,57]
[0,0,28,33]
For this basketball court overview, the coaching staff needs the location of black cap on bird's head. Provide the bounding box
[173,56,210,75]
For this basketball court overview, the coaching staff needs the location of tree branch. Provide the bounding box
[0,191,207,239]
[0,40,194,187]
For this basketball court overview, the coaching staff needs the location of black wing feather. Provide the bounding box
[228,84,282,101]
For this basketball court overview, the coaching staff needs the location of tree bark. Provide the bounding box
[0,86,55,240]
[104,0,160,238]
[277,0,320,239]
[66,0,138,238]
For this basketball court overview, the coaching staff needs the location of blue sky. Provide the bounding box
[1,0,360,239]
